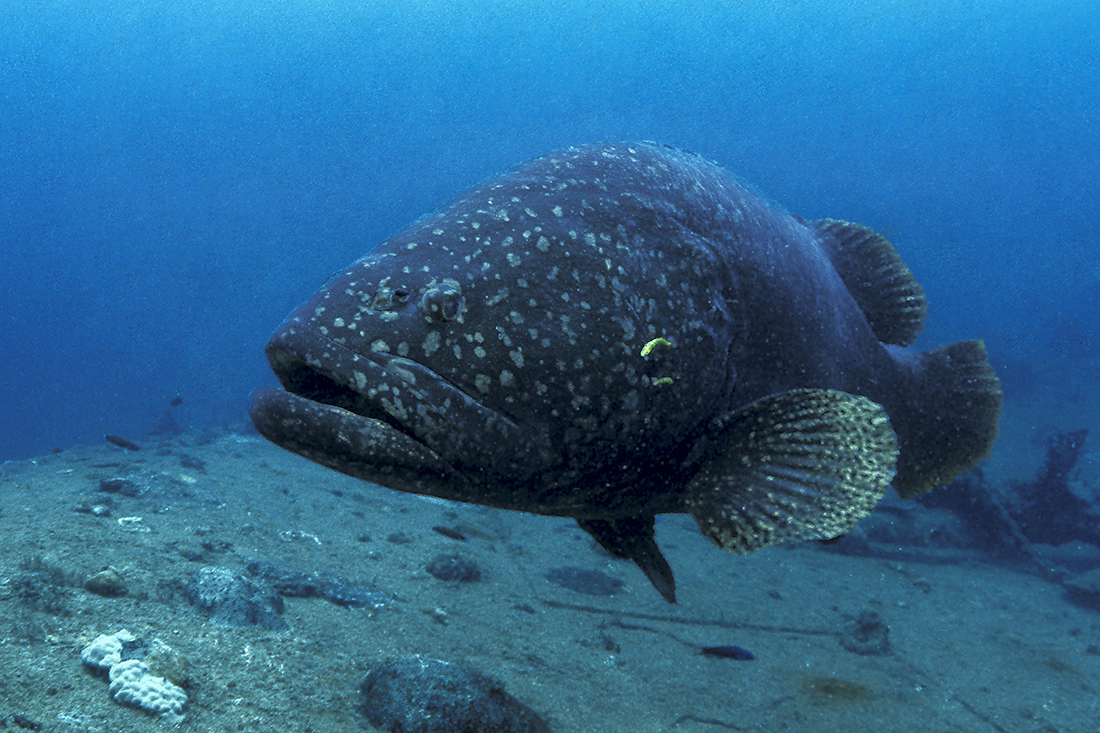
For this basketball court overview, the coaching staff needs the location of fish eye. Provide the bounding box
[421,282,464,322]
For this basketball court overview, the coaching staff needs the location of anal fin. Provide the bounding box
[577,516,676,603]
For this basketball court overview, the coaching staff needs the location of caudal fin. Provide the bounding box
[891,340,1002,499]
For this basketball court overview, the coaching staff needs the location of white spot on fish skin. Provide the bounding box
[397,342,409,356]
[475,345,487,358]
[507,252,522,267]
[380,396,408,421]
[371,340,390,353]
[552,205,563,217]
[509,349,525,368]
[453,344,462,360]
[334,317,346,327]
[508,310,524,324]
[423,331,441,356]
[475,374,492,393]
[500,370,515,387]
[405,242,418,250]
[524,207,537,218]
[536,236,550,252]
[474,331,485,343]
[386,362,417,385]
[353,371,367,390]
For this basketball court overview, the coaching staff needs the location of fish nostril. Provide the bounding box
[371,287,412,312]
[420,282,464,322]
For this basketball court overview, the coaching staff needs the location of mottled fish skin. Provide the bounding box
[250,142,1001,601]
[257,144,752,514]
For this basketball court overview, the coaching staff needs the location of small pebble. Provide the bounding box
[426,554,481,582]
[84,568,128,598]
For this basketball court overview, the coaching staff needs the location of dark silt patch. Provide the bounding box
[545,567,623,596]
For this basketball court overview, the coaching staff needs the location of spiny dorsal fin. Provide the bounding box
[812,219,927,347]
[684,389,897,554]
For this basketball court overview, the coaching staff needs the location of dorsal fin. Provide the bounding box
[812,219,927,347]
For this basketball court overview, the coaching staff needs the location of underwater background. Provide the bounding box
[3,3,1100,732]
[2,0,1096,463]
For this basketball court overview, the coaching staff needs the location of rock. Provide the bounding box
[109,659,188,724]
[839,610,891,656]
[426,554,481,583]
[81,630,139,674]
[84,568,128,597]
[82,631,188,722]
[145,639,192,688]
[98,478,144,497]
[1033,540,1100,574]
[360,656,551,733]
[246,560,388,610]
[186,566,286,630]
[1065,567,1100,609]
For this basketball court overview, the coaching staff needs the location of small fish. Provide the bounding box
[169,396,184,407]
[700,645,755,661]
[249,142,1002,603]
[104,434,141,451]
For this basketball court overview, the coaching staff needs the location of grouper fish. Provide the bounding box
[249,142,1002,603]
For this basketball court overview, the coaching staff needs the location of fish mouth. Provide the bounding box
[248,321,548,495]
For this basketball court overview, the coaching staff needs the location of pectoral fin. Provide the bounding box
[685,389,897,553]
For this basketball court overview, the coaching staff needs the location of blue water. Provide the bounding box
[1,0,1096,461]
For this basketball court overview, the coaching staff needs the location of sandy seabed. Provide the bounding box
[0,429,1097,733]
